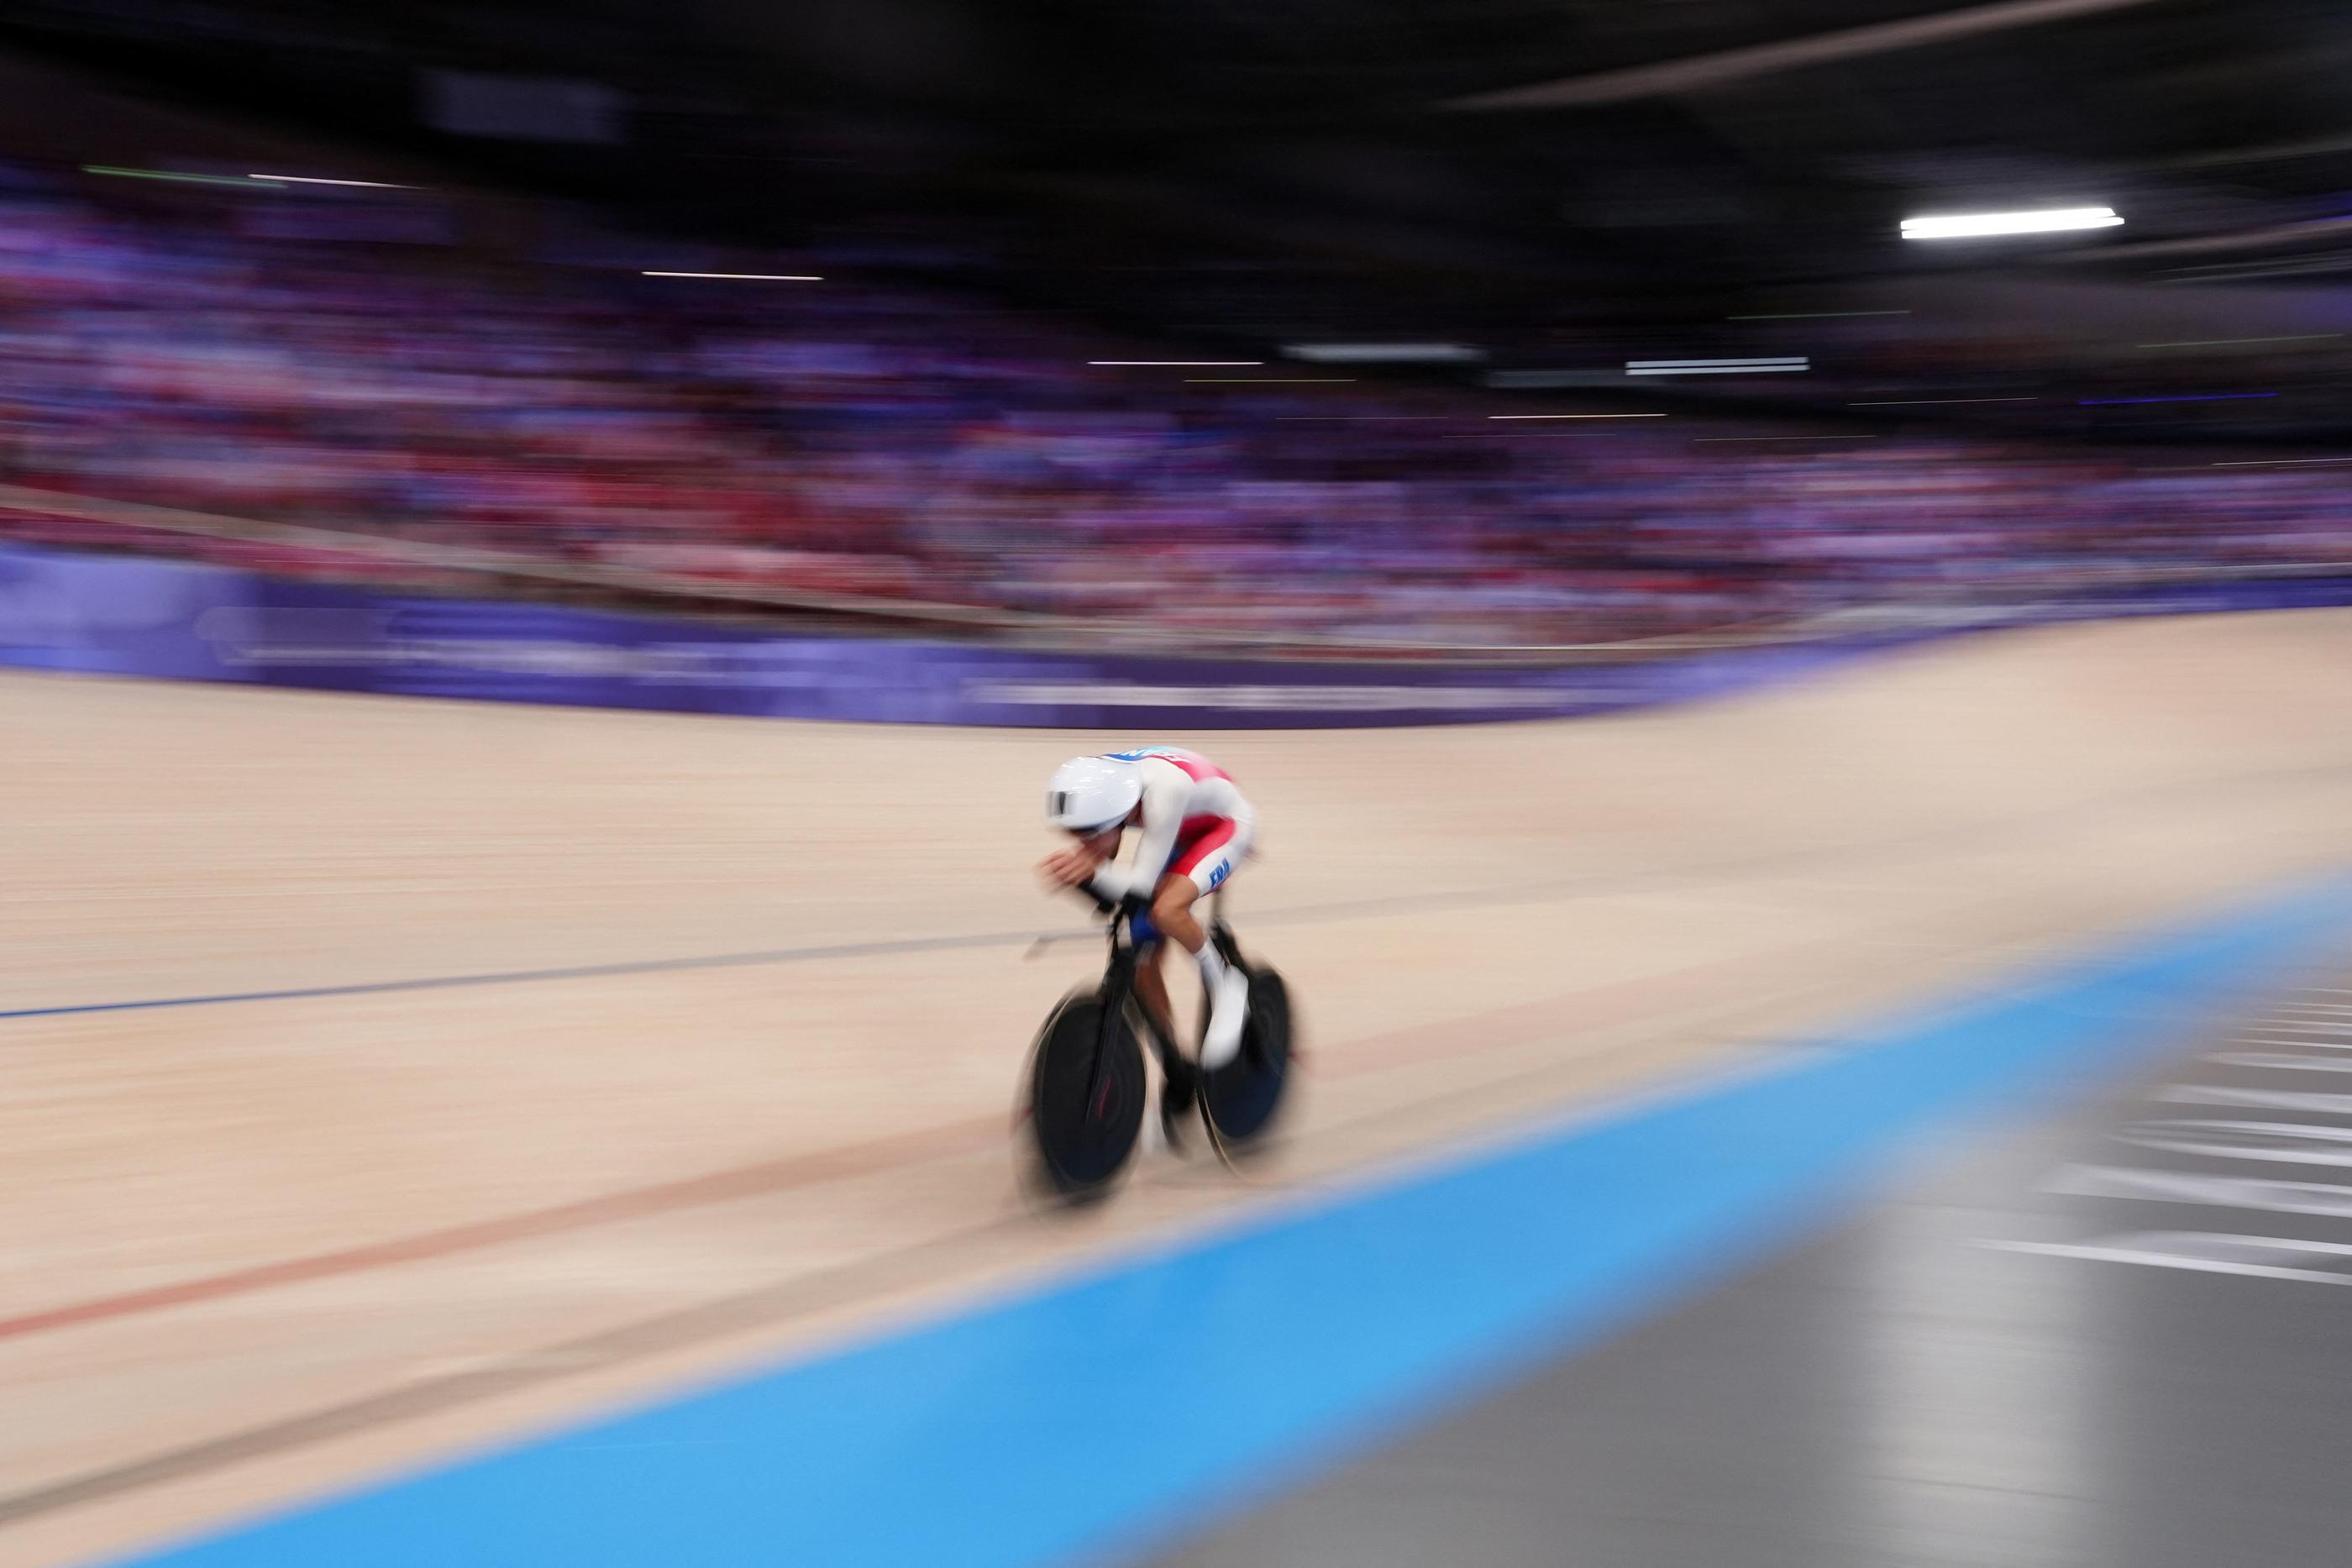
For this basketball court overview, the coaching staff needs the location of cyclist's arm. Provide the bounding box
[1088,765,1186,904]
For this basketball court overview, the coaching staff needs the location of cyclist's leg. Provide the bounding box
[1146,870,1207,956]
[1127,929,1198,1145]
[1151,811,1252,946]
[1153,814,1256,1067]
[1131,936,1177,1042]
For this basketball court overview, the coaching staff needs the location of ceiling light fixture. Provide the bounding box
[1900,207,2122,239]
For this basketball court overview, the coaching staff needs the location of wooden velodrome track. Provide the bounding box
[4,607,2351,1566]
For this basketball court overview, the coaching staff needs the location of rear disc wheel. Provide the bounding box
[1201,966,1291,1152]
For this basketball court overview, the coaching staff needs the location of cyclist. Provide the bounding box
[1039,747,1256,1078]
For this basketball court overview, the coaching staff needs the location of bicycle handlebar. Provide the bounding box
[1070,884,1155,929]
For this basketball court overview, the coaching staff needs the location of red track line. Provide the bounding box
[0,935,1851,1348]
[0,1114,1004,1344]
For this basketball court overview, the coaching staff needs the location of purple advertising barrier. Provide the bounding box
[5,542,2351,729]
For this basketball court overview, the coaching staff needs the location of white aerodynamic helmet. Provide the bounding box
[1046,754,1142,835]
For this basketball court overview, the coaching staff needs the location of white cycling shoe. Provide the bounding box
[1200,961,1252,1072]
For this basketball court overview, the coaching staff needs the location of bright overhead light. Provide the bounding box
[1625,357,1809,376]
[251,174,417,189]
[2079,391,2275,405]
[2137,333,2340,349]
[85,165,275,188]
[1899,207,2122,239]
[1089,359,1262,366]
[1848,396,2036,406]
[1284,343,1487,363]
[642,270,822,281]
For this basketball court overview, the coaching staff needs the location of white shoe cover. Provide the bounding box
[1201,965,1251,1071]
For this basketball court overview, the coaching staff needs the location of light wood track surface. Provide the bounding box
[3,608,2350,1565]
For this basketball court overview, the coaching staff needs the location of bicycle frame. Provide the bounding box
[1087,910,1193,1108]
[1070,884,1252,1108]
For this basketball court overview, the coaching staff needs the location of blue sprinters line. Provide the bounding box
[0,868,1804,1022]
[0,929,1067,1022]
[112,875,2352,1568]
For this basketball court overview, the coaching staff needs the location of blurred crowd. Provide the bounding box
[3,170,2349,649]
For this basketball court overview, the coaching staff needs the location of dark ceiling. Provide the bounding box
[8,1,2352,436]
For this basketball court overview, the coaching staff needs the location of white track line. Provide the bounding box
[2046,1163,2352,1218]
[1988,1235,2352,1285]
